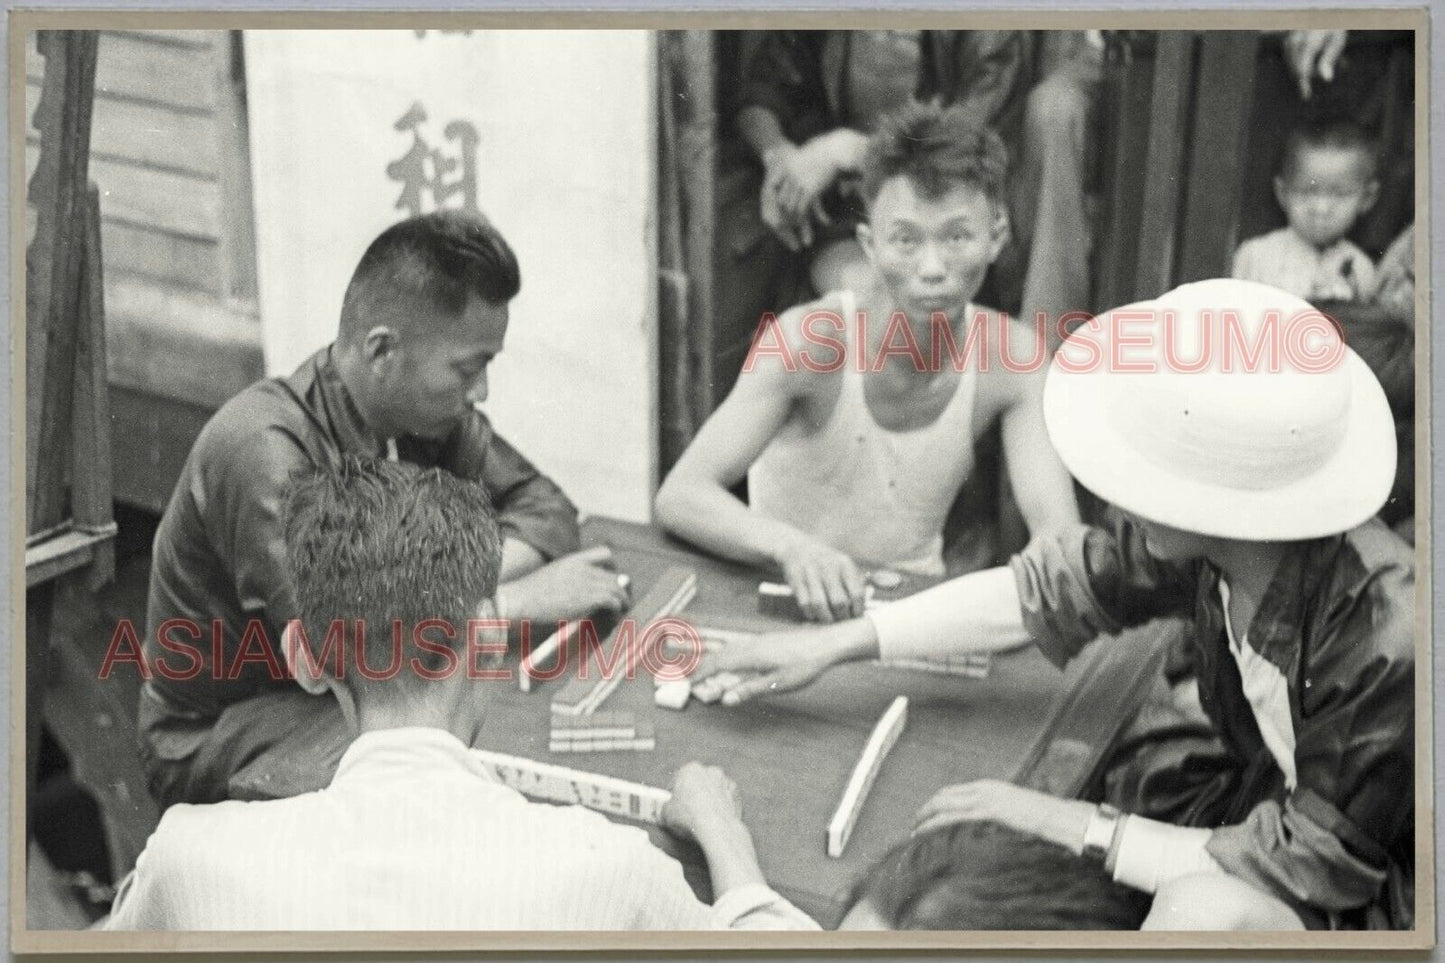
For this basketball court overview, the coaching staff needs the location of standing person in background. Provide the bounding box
[731,30,1103,337]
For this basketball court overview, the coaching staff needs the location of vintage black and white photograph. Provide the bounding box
[14,11,1428,952]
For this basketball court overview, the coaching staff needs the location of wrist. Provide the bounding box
[688,811,750,847]
[827,617,880,665]
[818,128,867,173]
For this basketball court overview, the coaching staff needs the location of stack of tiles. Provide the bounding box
[827,695,909,858]
[472,748,670,823]
[548,710,656,753]
[551,566,698,716]
[883,654,992,678]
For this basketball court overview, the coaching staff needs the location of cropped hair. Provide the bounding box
[1280,117,1379,182]
[860,102,1009,209]
[846,821,1150,931]
[339,210,521,335]
[283,455,502,694]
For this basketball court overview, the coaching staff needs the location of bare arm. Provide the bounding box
[997,347,1081,534]
[655,306,868,621]
[697,565,1032,705]
[654,329,814,568]
[499,538,546,581]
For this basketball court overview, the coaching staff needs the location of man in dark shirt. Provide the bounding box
[141,211,630,807]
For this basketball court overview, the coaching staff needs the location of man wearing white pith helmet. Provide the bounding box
[692,278,1414,931]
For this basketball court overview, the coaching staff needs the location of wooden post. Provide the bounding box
[1132,31,1195,302]
[1094,33,1158,313]
[1176,32,1260,284]
[70,185,115,589]
[28,30,99,534]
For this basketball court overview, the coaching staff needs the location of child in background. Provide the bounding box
[1232,118,1379,302]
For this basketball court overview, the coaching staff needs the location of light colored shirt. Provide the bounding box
[749,290,980,577]
[1110,582,1301,895]
[106,727,817,931]
[1217,579,1297,789]
[1231,227,1376,302]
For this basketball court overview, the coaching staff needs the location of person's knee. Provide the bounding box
[1145,873,1305,931]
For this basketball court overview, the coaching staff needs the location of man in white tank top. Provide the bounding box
[656,103,1080,622]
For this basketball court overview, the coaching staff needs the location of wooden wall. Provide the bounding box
[25,29,265,513]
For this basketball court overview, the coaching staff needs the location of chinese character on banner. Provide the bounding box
[385,102,480,217]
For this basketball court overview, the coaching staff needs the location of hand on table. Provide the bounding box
[913,779,1095,855]
[689,619,875,706]
[774,534,868,622]
[498,545,631,627]
[661,762,745,841]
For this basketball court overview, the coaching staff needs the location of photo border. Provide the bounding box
[6,4,1433,954]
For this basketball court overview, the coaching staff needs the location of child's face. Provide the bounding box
[1274,146,1379,249]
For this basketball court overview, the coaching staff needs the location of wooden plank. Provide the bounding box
[213,31,259,302]
[107,387,215,514]
[70,187,116,588]
[104,275,263,405]
[1133,31,1196,301]
[91,91,222,176]
[27,142,223,240]
[29,30,219,113]
[29,31,100,533]
[1094,34,1157,312]
[1176,32,1260,285]
[25,528,113,588]
[101,218,222,295]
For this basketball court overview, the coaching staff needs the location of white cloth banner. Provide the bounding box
[244,30,657,521]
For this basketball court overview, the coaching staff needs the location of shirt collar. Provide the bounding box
[314,345,390,459]
[330,726,498,787]
[1207,535,1340,672]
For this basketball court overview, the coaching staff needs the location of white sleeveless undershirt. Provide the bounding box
[747,290,979,576]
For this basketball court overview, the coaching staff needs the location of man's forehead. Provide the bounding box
[869,176,994,222]
[418,297,508,354]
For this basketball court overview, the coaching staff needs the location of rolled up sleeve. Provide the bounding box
[460,414,580,562]
[1009,521,1196,668]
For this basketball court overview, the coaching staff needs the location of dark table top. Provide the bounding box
[231,517,1064,924]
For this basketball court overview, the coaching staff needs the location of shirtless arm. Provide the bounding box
[995,319,1081,534]
[655,303,868,621]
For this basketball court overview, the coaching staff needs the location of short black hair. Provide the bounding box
[1280,117,1378,182]
[846,821,1149,930]
[860,102,1009,209]
[283,455,503,696]
[340,210,521,335]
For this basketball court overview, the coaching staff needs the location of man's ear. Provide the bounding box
[1273,175,1290,213]
[989,207,1012,262]
[362,325,399,373]
[283,620,330,696]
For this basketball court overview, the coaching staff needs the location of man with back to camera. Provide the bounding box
[110,458,818,930]
[141,211,631,807]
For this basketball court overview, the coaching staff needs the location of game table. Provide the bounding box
[230,518,1066,925]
